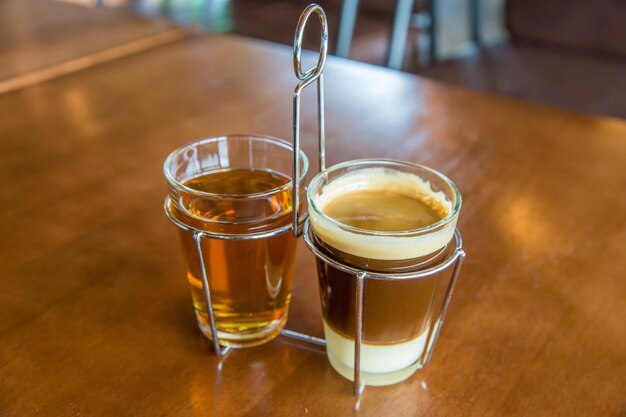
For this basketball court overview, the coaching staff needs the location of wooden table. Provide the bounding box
[0,34,625,416]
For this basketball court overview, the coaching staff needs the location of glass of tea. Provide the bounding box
[164,135,308,348]
[306,159,462,386]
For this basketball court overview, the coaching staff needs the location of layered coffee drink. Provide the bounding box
[307,160,461,386]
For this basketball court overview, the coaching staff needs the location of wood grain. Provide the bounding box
[0,34,624,416]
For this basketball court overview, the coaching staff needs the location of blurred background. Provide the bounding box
[3,0,625,118]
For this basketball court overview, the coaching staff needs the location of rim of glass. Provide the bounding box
[307,158,462,237]
[163,134,309,199]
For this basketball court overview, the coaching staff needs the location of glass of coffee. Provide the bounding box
[164,135,308,348]
[306,159,462,386]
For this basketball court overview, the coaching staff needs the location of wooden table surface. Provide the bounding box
[1,34,625,416]
[0,0,189,91]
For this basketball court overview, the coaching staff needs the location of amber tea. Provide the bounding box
[178,169,296,346]
[164,135,308,348]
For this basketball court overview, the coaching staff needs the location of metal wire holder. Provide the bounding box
[163,2,465,399]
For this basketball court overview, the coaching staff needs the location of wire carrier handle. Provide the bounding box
[292,3,328,237]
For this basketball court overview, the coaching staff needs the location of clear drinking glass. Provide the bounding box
[164,135,308,347]
[306,159,462,385]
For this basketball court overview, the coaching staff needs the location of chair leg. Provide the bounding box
[427,0,437,64]
[335,0,360,58]
[386,0,416,70]
[469,0,481,46]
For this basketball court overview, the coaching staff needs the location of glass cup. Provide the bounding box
[164,135,308,348]
[306,159,462,386]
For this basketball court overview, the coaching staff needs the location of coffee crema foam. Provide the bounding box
[309,167,457,260]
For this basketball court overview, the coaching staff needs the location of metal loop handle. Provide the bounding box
[292,3,328,237]
[293,4,329,83]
